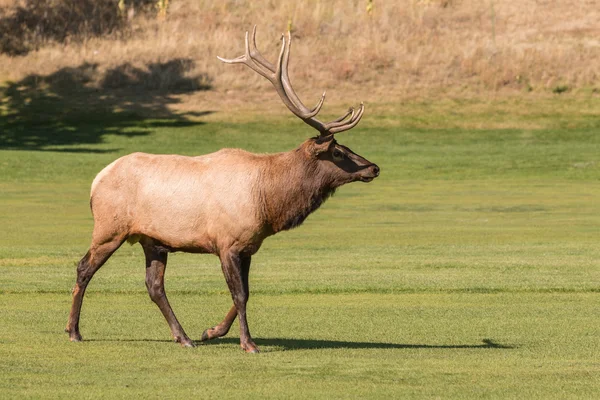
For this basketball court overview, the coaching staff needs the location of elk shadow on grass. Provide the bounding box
[85,337,514,351]
[0,59,212,152]
[198,337,514,351]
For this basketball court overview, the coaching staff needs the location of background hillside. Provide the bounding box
[1,0,599,111]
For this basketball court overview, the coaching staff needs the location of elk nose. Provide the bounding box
[371,164,380,177]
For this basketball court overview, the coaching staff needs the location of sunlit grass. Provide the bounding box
[0,97,599,398]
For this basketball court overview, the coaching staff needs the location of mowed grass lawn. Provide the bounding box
[0,95,599,398]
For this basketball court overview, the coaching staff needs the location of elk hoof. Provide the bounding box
[65,328,82,342]
[201,326,225,341]
[242,343,260,353]
[176,336,195,348]
[68,333,82,342]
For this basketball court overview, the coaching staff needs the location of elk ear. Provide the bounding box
[308,136,334,157]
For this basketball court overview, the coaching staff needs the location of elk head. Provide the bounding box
[218,26,380,186]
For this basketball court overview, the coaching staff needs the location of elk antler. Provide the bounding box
[218,26,364,138]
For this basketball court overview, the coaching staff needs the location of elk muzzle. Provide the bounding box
[359,164,380,182]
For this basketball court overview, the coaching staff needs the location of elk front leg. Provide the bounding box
[66,237,124,342]
[219,251,257,353]
[143,244,194,348]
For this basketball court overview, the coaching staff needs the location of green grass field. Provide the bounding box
[1,94,599,398]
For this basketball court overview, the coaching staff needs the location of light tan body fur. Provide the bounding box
[92,149,270,255]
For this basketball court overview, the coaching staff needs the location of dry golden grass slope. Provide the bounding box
[0,0,599,108]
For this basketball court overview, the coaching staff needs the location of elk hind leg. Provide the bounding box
[66,237,124,342]
[143,242,194,348]
[201,305,237,341]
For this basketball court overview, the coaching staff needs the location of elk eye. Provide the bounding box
[332,149,344,160]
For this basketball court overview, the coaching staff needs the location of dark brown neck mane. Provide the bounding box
[259,143,336,233]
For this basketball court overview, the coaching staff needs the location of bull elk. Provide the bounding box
[65,27,380,353]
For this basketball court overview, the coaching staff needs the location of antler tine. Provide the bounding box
[270,32,328,129]
[248,25,276,73]
[323,107,355,131]
[270,33,317,122]
[217,55,246,63]
[217,31,273,78]
[328,103,365,134]
[332,107,355,123]
[279,31,325,117]
[219,27,365,137]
